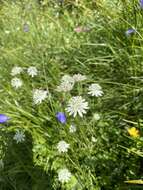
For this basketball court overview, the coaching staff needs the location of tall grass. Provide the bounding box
[0,0,143,189]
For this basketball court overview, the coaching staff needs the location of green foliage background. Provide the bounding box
[0,0,143,189]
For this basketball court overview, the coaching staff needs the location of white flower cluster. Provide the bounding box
[56,74,86,92]
[56,139,71,183]
[72,73,87,82]
[10,66,49,105]
[57,80,74,92]
[88,84,104,97]
[27,66,38,77]
[56,74,75,92]
[58,168,72,183]
[9,67,104,185]
[11,66,38,89]
[13,130,25,143]
[55,74,104,183]
[33,89,48,105]
[11,77,23,89]
[56,73,103,117]
[66,96,89,117]
[11,66,23,76]
[57,140,70,153]
[69,124,77,133]
[61,75,75,83]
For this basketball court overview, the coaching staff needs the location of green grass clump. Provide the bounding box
[0,0,143,189]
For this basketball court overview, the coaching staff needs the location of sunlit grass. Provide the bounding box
[0,0,143,189]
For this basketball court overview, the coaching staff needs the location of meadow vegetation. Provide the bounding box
[0,0,143,189]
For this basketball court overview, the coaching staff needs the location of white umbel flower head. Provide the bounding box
[66,96,89,117]
[57,74,75,92]
[11,78,23,89]
[69,124,77,133]
[13,130,25,143]
[11,66,23,76]
[57,81,74,92]
[73,74,87,82]
[88,83,103,97]
[58,168,72,183]
[61,74,74,84]
[27,66,38,77]
[33,89,48,105]
[57,140,70,153]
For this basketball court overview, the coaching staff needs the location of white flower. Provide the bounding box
[66,96,89,117]
[61,74,74,84]
[73,74,87,82]
[57,81,74,92]
[69,124,77,133]
[0,159,4,169]
[13,130,25,143]
[27,66,38,77]
[11,78,23,89]
[57,140,70,153]
[88,83,103,97]
[57,75,75,92]
[33,89,48,105]
[93,113,100,121]
[58,168,72,183]
[11,66,23,76]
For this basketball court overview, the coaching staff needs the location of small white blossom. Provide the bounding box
[57,81,74,92]
[61,74,74,84]
[13,130,25,143]
[66,96,89,117]
[93,113,100,121]
[73,74,87,82]
[11,78,23,89]
[88,83,103,97]
[11,66,23,76]
[57,140,70,153]
[57,75,75,92]
[58,168,72,183]
[69,124,77,133]
[33,89,48,105]
[27,66,38,77]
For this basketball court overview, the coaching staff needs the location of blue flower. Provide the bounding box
[0,114,9,123]
[56,112,66,124]
[140,0,143,8]
[125,29,136,36]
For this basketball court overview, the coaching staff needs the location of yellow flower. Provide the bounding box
[127,127,139,138]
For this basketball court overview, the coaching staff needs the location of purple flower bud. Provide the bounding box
[0,114,9,123]
[125,29,136,36]
[56,112,66,124]
[23,23,29,32]
[140,0,143,8]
